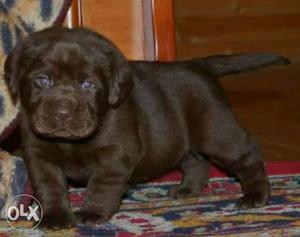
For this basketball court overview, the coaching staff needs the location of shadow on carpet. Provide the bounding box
[1,172,300,236]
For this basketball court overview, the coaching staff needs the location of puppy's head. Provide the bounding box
[4,27,132,140]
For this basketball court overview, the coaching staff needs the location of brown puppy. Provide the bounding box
[4,27,289,229]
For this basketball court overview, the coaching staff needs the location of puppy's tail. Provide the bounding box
[194,53,290,77]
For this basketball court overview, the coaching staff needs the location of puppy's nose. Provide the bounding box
[54,99,73,122]
[55,110,71,122]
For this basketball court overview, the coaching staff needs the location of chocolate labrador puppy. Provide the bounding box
[4,27,289,229]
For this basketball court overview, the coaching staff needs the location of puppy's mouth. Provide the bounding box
[52,129,73,138]
[31,116,97,140]
[32,125,97,140]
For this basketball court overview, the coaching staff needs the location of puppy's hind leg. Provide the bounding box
[231,142,270,209]
[168,153,210,199]
[202,127,270,209]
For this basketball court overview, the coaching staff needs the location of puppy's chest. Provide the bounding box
[62,163,89,181]
[56,144,93,181]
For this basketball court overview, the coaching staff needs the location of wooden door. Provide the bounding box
[66,0,176,61]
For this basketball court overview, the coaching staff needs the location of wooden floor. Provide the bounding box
[174,0,300,161]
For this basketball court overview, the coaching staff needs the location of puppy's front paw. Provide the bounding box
[74,207,110,225]
[38,211,74,230]
[168,185,201,199]
[236,192,270,210]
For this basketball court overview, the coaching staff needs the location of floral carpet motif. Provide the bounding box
[1,172,300,236]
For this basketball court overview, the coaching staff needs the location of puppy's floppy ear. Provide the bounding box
[108,54,133,107]
[4,42,37,103]
[4,44,23,102]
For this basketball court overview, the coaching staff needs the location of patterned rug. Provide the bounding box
[0,167,300,236]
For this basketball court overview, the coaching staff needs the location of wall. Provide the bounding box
[175,0,300,161]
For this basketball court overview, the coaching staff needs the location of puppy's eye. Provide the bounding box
[34,75,53,88]
[80,80,96,90]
